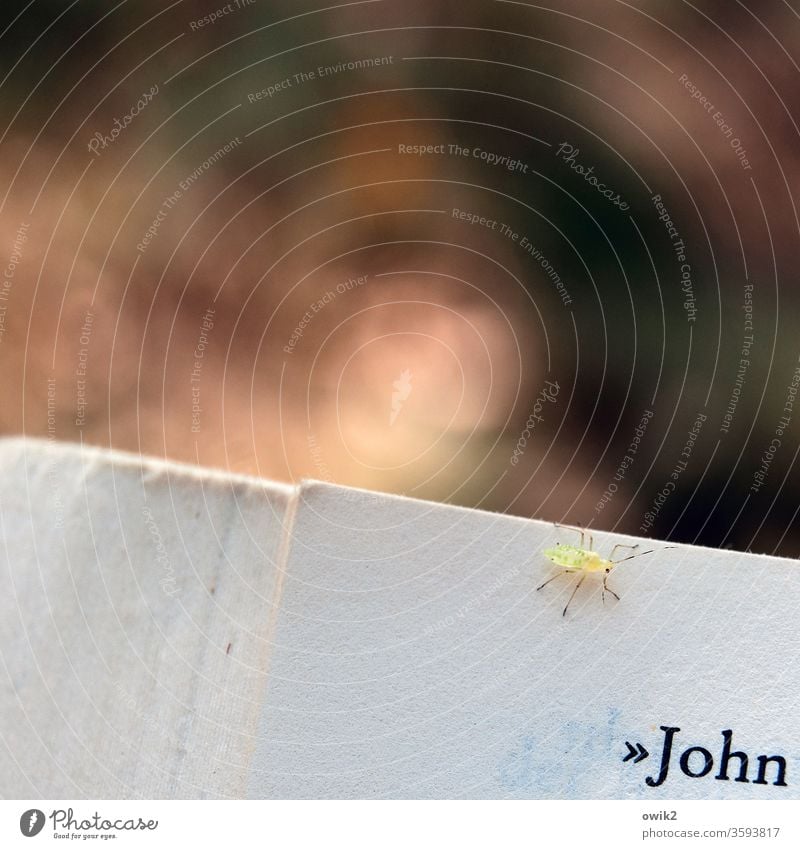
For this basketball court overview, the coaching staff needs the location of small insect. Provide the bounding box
[537,523,676,617]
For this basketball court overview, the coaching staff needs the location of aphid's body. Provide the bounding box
[538,525,674,616]
[543,544,610,574]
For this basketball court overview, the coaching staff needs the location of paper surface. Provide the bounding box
[248,481,799,799]
[0,438,294,798]
[1,439,798,799]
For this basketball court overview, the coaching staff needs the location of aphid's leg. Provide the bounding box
[576,521,588,550]
[536,570,569,591]
[610,546,677,565]
[602,573,621,605]
[609,543,638,560]
[563,572,587,617]
[554,522,585,548]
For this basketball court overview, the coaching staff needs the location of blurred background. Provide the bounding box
[1,0,799,554]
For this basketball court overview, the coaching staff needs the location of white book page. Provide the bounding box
[0,438,294,799]
[249,481,799,799]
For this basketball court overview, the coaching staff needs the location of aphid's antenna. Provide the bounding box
[610,545,676,565]
[563,573,586,617]
[609,542,638,560]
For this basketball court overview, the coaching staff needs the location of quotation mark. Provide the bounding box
[623,741,649,764]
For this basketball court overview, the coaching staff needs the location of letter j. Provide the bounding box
[646,726,681,787]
